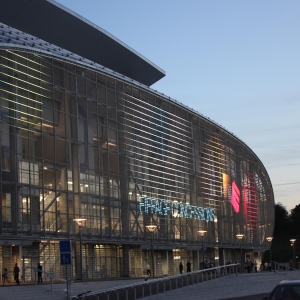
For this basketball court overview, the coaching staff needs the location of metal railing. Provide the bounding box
[69,264,239,300]
[271,261,300,276]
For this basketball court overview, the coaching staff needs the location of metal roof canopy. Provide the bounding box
[0,0,165,86]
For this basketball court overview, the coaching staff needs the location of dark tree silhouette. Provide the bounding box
[263,203,293,264]
[273,202,291,236]
[290,204,300,237]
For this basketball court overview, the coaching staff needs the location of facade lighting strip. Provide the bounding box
[7,50,52,72]
[128,158,192,178]
[0,62,51,85]
[125,140,193,167]
[0,79,51,100]
[0,71,51,93]
[130,172,191,192]
[123,99,191,135]
[124,125,192,156]
[123,108,191,141]
[124,93,190,124]
[128,161,191,184]
[123,109,190,141]
[135,186,191,199]
[0,88,43,105]
[123,94,191,131]
[7,115,40,126]
[0,96,43,111]
[200,157,227,168]
[3,53,50,78]
[1,105,42,120]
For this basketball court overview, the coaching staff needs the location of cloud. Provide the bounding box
[273,181,300,186]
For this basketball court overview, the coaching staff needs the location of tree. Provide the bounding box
[263,203,292,263]
[273,202,291,236]
[290,204,300,237]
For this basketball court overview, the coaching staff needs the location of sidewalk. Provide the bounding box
[143,271,300,300]
[0,271,299,300]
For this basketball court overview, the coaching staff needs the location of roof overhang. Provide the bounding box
[0,0,165,86]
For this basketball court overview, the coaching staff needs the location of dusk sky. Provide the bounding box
[55,0,300,212]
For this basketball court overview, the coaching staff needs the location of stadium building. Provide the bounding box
[0,0,274,281]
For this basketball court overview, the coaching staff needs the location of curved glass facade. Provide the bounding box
[0,21,274,280]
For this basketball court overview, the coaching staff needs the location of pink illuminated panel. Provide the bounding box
[231,181,240,213]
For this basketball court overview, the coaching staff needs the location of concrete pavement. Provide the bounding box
[143,271,300,300]
[0,270,299,300]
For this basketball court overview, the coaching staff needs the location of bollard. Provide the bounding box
[133,287,136,300]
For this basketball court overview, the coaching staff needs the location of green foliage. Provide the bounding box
[290,204,300,236]
[273,202,291,236]
[263,202,300,264]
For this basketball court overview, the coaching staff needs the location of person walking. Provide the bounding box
[186,260,191,273]
[2,268,9,285]
[179,262,183,274]
[37,263,43,284]
[146,263,151,276]
[260,263,264,272]
[254,261,258,273]
[13,263,20,285]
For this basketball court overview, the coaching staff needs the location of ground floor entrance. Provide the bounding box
[0,242,261,283]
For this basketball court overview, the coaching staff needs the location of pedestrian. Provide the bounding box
[2,268,9,285]
[186,260,191,273]
[37,263,43,283]
[289,259,293,270]
[254,261,258,273]
[246,261,251,273]
[13,263,20,285]
[260,263,264,272]
[179,262,183,274]
[268,261,272,271]
[146,263,151,276]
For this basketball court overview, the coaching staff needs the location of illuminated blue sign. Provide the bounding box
[139,197,215,222]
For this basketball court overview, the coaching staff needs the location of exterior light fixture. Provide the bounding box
[266,237,273,271]
[74,218,86,281]
[146,225,157,278]
[198,230,207,269]
[236,234,244,272]
[290,239,297,269]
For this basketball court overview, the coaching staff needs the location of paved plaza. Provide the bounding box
[0,271,299,300]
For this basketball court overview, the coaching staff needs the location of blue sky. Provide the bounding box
[56,0,300,211]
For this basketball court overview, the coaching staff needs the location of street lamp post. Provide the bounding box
[290,239,297,269]
[146,225,157,278]
[266,237,273,271]
[74,218,86,282]
[198,230,207,269]
[236,234,244,273]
